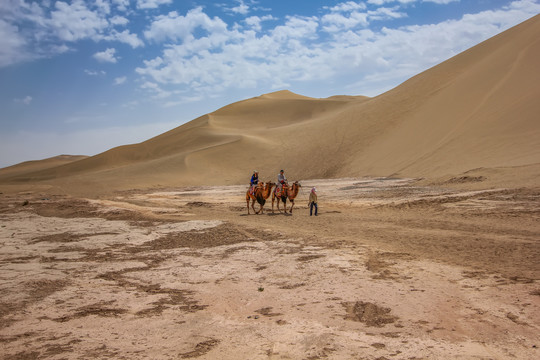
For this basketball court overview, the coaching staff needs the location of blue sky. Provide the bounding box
[1,0,539,168]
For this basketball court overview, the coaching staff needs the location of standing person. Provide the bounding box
[277,169,287,191]
[309,187,318,216]
[250,170,259,194]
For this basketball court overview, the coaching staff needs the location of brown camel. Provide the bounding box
[246,182,275,215]
[272,181,301,214]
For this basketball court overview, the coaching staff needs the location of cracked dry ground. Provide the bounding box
[0,179,539,359]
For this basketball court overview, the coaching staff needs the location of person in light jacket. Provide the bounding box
[308,187,318,216]
[277,169,287,189]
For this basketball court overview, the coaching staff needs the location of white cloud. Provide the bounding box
[144,7,228,43]
[140,81,173,99]
[506,0,540,11]
[229,0,250,15]
[110,15,129,26]
[244,15,275,31]
[95,0,111,14]
[114,76,127,85]
[368,0,416,5]
[137,0,172,10]
[49,0,109,42]
[322,4,406,32]
[368,6,407,21]
[0,19,29,67]
[93,48,118,63]
[271,16,319,41]
[424,0,459,4]
[50,44,70,54]
[0,0,48,26]
[112,0,130,12]
[163,95,204,107]
[367,0,457,4]
[84,69,106,76]
[326,1,367,12]
[322,11,369,32]
[14,95,33,105]
[105,29,144,48]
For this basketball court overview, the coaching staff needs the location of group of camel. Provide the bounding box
[245,181,301,215]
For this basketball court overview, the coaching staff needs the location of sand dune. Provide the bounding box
[1,15,539,194]
[346,14,540,181]
[0,155,88,179]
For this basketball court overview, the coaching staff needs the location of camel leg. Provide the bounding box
[282,198,287,214]
[246,195,250,215]
[289,200,294,214]
[251,199,257,214]
[257,199,264,214]
[271,195,275,213]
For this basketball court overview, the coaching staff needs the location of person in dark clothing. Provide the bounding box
[250,171,259,194]
[308,187,318,216]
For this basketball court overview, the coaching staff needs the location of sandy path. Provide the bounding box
[1,178,539,359]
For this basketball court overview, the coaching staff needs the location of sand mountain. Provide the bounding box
[1,15,539,194]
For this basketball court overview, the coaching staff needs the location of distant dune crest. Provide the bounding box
[258,90,314,100]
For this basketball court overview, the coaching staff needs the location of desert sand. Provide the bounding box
[1,179,539,359]
[0,14,539,360]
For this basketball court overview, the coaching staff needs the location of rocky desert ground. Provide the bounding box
[1,177,539,359]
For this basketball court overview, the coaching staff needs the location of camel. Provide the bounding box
[246,181,275,215]
[272,181,301,214]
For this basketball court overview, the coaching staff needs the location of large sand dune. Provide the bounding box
[1,15,539,194]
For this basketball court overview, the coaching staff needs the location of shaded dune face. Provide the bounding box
[1,15,540,193]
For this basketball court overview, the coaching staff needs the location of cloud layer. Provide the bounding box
[2,0,539,100]
[135,0,540,98]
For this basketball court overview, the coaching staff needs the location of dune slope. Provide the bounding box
[0,155,88,179]
[345,14,540,180]
[1,15,539,193]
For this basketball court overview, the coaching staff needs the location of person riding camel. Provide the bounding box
[250,170,259,195]
[277,169,287,194]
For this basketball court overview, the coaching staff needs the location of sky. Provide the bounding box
[1,1,539,168]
